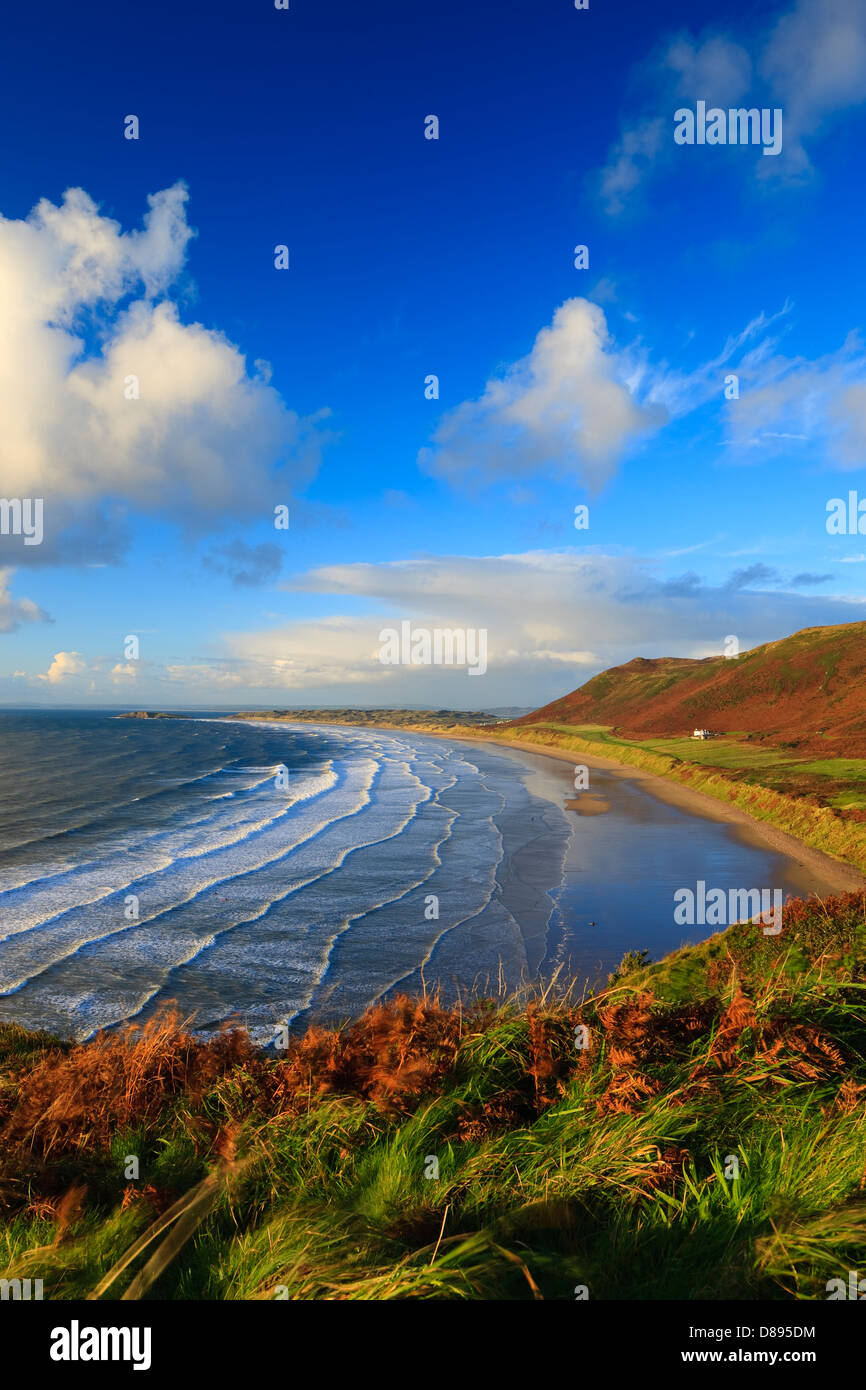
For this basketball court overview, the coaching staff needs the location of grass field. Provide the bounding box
[1,893,864,1301]
[535,724,794,768]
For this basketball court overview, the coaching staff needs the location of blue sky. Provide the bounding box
[1,0,865,707]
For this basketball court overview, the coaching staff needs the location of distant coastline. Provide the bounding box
[116,710,185,719]
[117,707,507,728]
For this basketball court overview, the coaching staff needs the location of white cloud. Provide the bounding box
[665,34,753,103]
[0,568,50,633]
[208,618,397,692]
[599,119,666,217]
[414,293,854,490]
[718,331,866,463]
[597,0,866,212]
[7,550,863,705]
[20,184,193,320]
[39,651,86,684]
[761,0,866,177]
[418,299,666,491]
[641,302,795,419]
[246,549,861,702]
[828,381,866,464]
[583,297,866,469]
[110,662,138,682]
[0,183,330,564]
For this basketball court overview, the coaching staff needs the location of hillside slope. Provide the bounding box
[518,622,866,754]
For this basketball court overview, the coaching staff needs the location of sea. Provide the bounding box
[0,710,835,1044]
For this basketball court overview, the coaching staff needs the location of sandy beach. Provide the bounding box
[418,728,866,897]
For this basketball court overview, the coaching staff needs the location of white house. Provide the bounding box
[692,728,711,739]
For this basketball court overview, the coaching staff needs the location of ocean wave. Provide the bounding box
[0,721,573,1040]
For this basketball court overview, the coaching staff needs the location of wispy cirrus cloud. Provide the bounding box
[719,331,866,463]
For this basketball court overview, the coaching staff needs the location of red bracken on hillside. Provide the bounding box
[516,622,866,756]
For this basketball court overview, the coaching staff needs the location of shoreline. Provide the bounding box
[354,722,866,897]
[217,712,866,895]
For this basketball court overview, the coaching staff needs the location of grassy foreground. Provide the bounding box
[1,892,865,1301]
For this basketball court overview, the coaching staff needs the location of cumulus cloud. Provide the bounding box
[39,651,86,684]
[418,299,666,491]
[0,183,330,564]
[110,662,138,682]
[414,293,860,490]
[16,651,151,691]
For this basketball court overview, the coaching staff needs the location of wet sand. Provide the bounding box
[565,794,611,816]
[425,730,866,896]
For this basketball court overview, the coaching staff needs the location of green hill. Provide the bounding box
[518,622,866,756]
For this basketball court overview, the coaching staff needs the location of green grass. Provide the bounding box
[526,722,790,767]
[530,724,866,775]
[796,759,866,780]
[1,894,865,1301]
[636,738,791,769]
